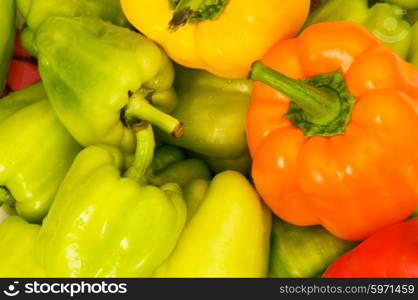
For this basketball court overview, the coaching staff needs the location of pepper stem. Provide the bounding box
[0,187,14,207]
[125,91,184,138]
[168,0,229,32]
[250,61,340,125]
[125,122,156,185]
[250,61,356,137]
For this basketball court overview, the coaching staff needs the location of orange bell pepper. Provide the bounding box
[247,21,418,241]
[120,0,310,79]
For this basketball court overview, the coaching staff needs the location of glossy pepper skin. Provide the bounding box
[324,218,418,278]
[38,124,187,277]
[157,66,253,174]
[247,21,418,241]
[154,171,271,278]
[306,0,412,58]
[33,17,183,154]
[0,83,81,222]
[269,217,356,278]
[120,0,310,79]
[17,0,130,56]
[0,0,16,95]
[0,216,44,277]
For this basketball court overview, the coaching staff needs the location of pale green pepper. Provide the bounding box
[0,216,44,277]
[33,17,182,154]
[37,124,187,277]
[0,83,81,222]
[154,171,271,278]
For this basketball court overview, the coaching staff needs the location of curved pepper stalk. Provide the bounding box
[37,124,187,277]
[33,17,183,153]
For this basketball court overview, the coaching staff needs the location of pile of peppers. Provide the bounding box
[0,0,417,278]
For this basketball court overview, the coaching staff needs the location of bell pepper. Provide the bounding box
[0,0,16,95]
[156,66,253,174]
[408,20,418,66]
[306,0,412,59]
[33,17,183,154]
[269,217,356,278]
[7,60,40,92]
[383,0,418,9]
[0,216,44,277]
[16,0,130,56]
[324,218,418,278]
[247,21,418,241]
[148,144,211,187]
[120,0,310,78]
[38,124,187,277]
[153,171,271,278]
[0,83,81,222]
[194,151,252,176]
[7,29,41,92]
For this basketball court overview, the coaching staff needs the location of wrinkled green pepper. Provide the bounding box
[269,217,357,278]
[0,83,81,222]
[17,0,130,56]
[0,216,44,277]
[156,65,253,175]
[33,17,182,154]
[306,0,412,58]
[0,0,16,94]
[154,171,272,278]
[148,145,211,188]
[38,124,187,277]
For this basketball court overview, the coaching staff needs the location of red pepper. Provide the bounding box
[7,29,40,91]
[323,218,418,278]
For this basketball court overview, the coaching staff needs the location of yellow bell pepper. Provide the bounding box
[120,0,310,78]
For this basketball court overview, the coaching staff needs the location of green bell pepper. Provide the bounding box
[17,0,130,56]
[194,151,252,176]
[382,0,418,9]
[37,124,187,277]
[148,145,211,188]
[33,16,182,154]
[0,83,81,222]
[306,0,412,58]
[156,65,253,174]
[269,217,357,278]
[408,17,418,66]
[0,0,16,95]
[0,216,44,277]
[154,171,272,278]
